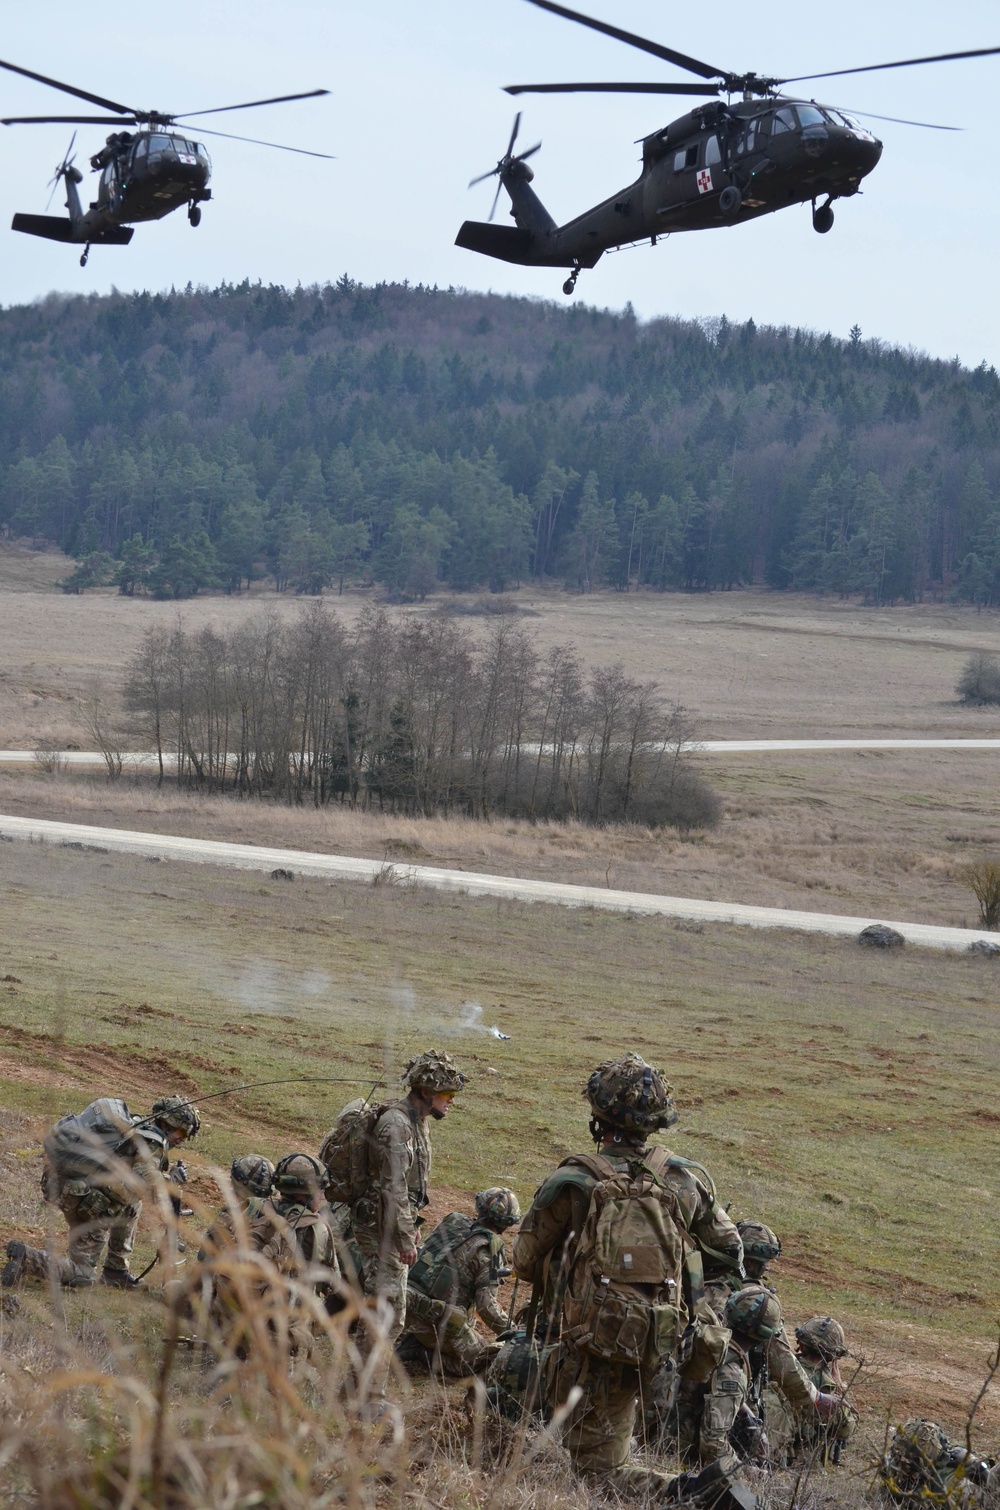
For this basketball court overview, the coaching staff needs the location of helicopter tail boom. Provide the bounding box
[456,219,593,267]
[11,213,133,245]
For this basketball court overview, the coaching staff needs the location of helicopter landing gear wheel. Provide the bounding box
[188,204,201,227]
[562,265,581,297]
[79,244,90,268]
[812,198,834,234]
[718,185,742,218]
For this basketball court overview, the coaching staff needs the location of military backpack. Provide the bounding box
[318,1099,390,1205]
[410,1211,500,1306]
[559,1148,691,1370]
[43,1097,141,1181]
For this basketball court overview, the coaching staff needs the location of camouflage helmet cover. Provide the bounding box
[151,1095,200,1138]
[891,1419,951,1468]
[402,1049,466,1095]
[231,1154,274,1199]
[585,1052,679,1135]
[475,1187,522,1230]
[796,1315,848,1361]
[725,1283,783,1342]
[736,1220,782,1264]
[272,1152,326,1201]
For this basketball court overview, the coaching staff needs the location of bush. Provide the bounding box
[962,859,1000,930]
[956,652,1000,704]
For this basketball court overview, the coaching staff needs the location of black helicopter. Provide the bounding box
[0,57,333,266]
[456,0,1000,295]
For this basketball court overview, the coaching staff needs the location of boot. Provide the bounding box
[101,1268,141,1290]
[1,1241,26,1288]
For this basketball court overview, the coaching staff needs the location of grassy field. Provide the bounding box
[1,836,998,1439]
[2,542,1000,1496]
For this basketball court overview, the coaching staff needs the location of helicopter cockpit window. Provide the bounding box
[133,137,147,158]
[770,107,796,135]
[830,109,861,131]
[735,120,758,155]
[148,134,174,154]
[705,135,721,167]
[795,104,827,130]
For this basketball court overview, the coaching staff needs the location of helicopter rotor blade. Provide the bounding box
[173,88,329,119]
[838,106,961,131]
[191,124,336,158]
[780,44,1000,87]
[488,177,504,223]
[504,80,722,96]
[45,130,78,212]
[506,111,522,157]
[516,0,729,82]
[1,114,141,126]
[517,141,542,162]
[0,56,137,116]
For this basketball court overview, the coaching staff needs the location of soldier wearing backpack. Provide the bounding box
[318,1049,466,1382]
[511,1052,744,1502]
[397,1187,521,1377]
[3,1094,198,1291]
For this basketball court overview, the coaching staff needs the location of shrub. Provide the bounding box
[962,859,1000,930]
[956,652,1000,704]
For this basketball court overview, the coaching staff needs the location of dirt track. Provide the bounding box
[3,810,999,953]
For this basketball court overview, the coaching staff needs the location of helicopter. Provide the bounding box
[0,56,333,266]
[456,0,1000,295]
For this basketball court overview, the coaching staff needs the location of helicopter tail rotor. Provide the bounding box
[45,130,78,210]
[468,112,542,221]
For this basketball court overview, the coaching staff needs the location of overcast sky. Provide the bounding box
[1,0,997,367]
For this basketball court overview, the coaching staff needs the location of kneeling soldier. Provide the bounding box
[791,1316,859,1465]
[398,1186,521,1377]
[3,1094,198,1291]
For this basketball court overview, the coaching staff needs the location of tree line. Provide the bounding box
[1,279,1000,604]
[121,604,718,830]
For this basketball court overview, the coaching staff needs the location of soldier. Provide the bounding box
[675,1285,785,1477]
[879,1419,994,1505]
[198,1155,275,1261]
[789,1317,859,1464]
[700,1220,834,1431]
[398,1186,521,1377]
[511,1052,745,1504]
[247,1153,340,1355]
[351,1049,465,1356]
[2,1093,198,1291]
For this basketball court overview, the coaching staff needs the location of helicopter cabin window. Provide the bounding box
[673,145,698,172]
[704,135,721,167]
[770,107,796,135]
[735,120,758,155]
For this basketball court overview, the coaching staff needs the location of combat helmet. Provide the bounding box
[795,1315,848,1361]
[725,1284,784,1342]
[231,1154,274,1200]
[475,1187,522,1231]
[585,1052,678,1140]
[272,1153,326,1203]
[890,1419,951,1470]
[402,1049,466,1095]
[737,1220,782,1267]
[151,1096,200,1138]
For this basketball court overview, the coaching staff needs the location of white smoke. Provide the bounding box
[459,1000,511,1040]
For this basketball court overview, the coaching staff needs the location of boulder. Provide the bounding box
[968,938,1000,956]
[859,924,905,949]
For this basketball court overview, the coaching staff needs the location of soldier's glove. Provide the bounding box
[815,1391,841,1420]
[496,1328,520,1342]
[168,1161,188,1186]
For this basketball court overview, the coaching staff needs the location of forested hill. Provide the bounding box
[2,277,999,604]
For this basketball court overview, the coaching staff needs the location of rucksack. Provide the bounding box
[410,1212,497,1306]
[43,1097,138,1180]
[559,1148,690,1370]
[318,1099,390,1205]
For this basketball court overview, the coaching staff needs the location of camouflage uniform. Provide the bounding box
[702,1271,819,1415]
[879,1419,994,1506]
[788,1318,858,1465]
[512,1054,741,1500]
[4,1095,197,1288]
[245,1155,340,1355]
[352,1097,432,1341]
[352,1050,465,1341]
[401,1189,519,1377]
